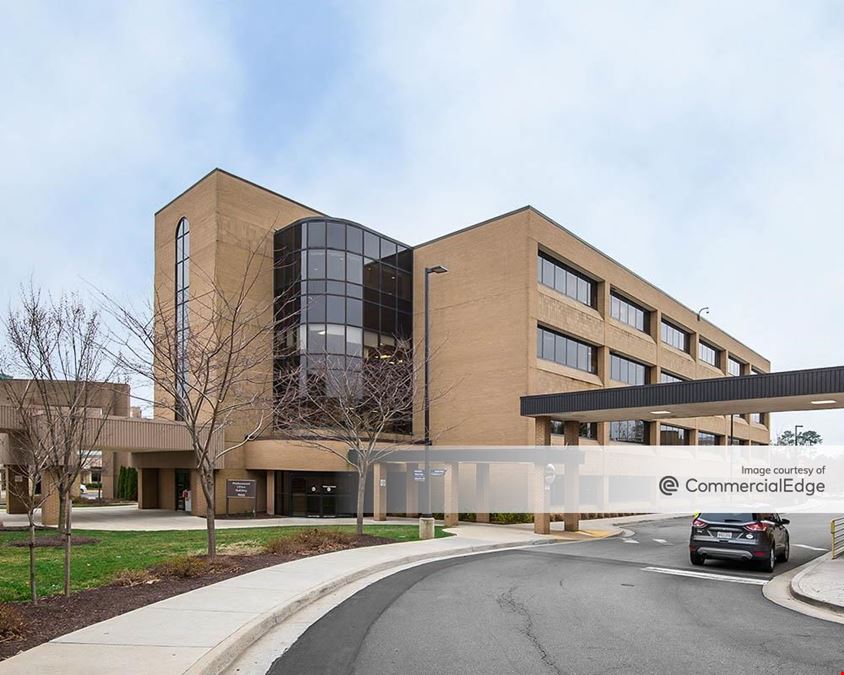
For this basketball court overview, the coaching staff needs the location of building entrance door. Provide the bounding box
[290,473,339,517]
[175,470,190,511]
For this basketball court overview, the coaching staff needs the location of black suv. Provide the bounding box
[689,513,790,572]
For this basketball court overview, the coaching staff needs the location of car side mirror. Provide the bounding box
[780,518,790,525]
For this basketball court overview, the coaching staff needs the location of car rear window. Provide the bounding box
[698,513,755,523]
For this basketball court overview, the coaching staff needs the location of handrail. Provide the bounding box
[832,517,844,559]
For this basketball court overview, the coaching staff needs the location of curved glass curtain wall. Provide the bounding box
[274,217,413,395]
[175,217,190,420]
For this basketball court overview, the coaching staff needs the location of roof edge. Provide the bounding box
[154,168,328,218]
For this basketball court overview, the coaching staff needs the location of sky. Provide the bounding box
[0,1,842,442]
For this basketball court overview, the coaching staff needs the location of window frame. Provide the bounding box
[660,319,689,353]
[537,251,597,309]
[610,291,649,333]
[698,340,719,367]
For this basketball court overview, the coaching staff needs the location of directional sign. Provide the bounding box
[413,469,426,482]
[430,468,447,477]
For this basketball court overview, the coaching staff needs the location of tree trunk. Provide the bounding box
[28,512,37,604]
[355,467,367,536]
[63,492,72,596]
[201,472,217,559]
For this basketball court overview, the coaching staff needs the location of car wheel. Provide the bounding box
[777,537,790,562]
[759,547,776,573]
[690,551,704,566]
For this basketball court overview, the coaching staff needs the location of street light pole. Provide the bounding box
[420,265,447,538]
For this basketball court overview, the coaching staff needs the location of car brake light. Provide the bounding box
[692,518,707,528]
[744,522,768,532]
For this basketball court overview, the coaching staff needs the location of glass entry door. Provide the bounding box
[290,473,340,517]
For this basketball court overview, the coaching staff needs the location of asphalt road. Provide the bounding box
[269,514,842,675]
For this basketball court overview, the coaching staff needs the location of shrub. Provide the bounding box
[116,467,138,500]
[0,604,24,642]
[490,513,534,525]
[112,569,158,587]
[265,529,357,556]
[154,555,211,578]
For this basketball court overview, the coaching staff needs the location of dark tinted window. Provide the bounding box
[610,420,647,443]
[661,320,688,352]
[611,292,649,332]
[610,353,648,385]
[698,514,755,523]
[537,252,596,308]
[537,326,595,373]
[699,341,719,366]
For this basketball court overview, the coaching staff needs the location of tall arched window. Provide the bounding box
[175,217,190,419]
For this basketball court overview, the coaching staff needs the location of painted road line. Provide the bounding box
[622,539,639,544]
[642,566,767,586]
[653,539,669,544]
[793,544,828,552]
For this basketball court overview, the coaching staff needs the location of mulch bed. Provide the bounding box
[0,533,392,661]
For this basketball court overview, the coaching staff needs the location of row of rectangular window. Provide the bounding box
[282,220,412,271]
[536,248,767,381]
[537,326,596,373]
[550,421,761,444]
[660,371,685,384]
[537,253,595,308]
[300,250,412,299]
[611,293,648,332]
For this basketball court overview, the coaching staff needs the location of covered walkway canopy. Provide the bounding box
[520,365,844,423]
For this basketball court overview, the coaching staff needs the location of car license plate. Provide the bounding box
[716,532,732,539]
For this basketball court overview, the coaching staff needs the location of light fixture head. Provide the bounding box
[650,410,671,415]
[427,265,449,274]
[811,400,836,405]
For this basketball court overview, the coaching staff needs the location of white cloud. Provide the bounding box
[268,1,844,440]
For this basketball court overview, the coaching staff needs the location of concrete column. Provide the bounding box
[532,462,550,534]
[444,462,459,527]
[535,417,551,446]
[562,421,581,532]
[404,462,419,517]
[138,468,160,509]
[373,463,387,521]
[597,346,612,386]
[158,469,176,510]
[533,417,552,534]
[648,421,661,446]
[475,463,490,523]
[266,470,276,516]
[40,470,61,527]
[688,428,700,446]
[4,466,29,515]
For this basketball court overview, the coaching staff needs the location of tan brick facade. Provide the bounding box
[139,170,770,515]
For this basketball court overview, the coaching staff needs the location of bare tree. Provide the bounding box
[2,285,119,596]
[0,380,58,603]
[105,240,284,559]
[273,340,422,535]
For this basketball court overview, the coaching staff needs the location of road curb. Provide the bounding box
[763,552,844,625]
[788,552,844,615]
[185,537,555,675]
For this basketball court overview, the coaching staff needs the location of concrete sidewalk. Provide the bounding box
[0,522,621,675]
[790,554,844,613]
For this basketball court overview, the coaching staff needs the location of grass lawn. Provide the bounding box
[0,525,449,602]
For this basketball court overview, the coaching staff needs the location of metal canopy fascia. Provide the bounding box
[519,365,844,423]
